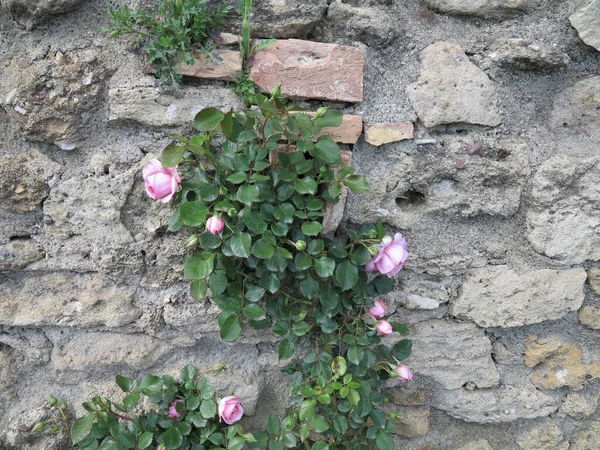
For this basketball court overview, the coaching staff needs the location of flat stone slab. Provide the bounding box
[364,121,414,146]
[250,39,364,102]
[422,0,537,19]
[451,266,586,328]
[407,41,502,128]
[179,50,242,82]
[433,386,559,423]
[570,0,600,51]
[108,85,244,128]
[405,319,500,390]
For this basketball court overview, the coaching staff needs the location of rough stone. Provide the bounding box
[250,39,364,103]
[457,440,495,450]
[246,0,327,38]
[1,0,82,30]
[347,136,530,229]
[570,0,600,52]
[109,84,244,129]
[364,122,414,146]
[588,267,600,295]
[517,421,569,450]
[5,49,109,148]
[549,77,600,142]
[324,2,397,48]
[0,149,62,213]
[407,42,502,127]
[51,332,171,372]
[450,266,586,328]
[570,421,600,450]
[391,406,430,437]
[404,294,442,310]
[0,271,141,328]
[43,171,135,246]
[390,387,431,406]
[405,319,500,389]
[432,386,559,423]
[0,238,43,269]
[178,50,242,81]
[524,336,600,390]
[322,150,352,237]
[579,306,600,330]
[484,39,569,70]
[525,155,600,264]
[422,0,538,19]
[559,392,599,419]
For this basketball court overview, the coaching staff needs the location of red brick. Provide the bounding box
[250,39,364,102]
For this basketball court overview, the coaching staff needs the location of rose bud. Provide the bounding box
[206,216,225,235]
[185,235,199,247]
[376,320,393,335]
[142,159,181,203]
[218,396,244,425]
[368,300,387,318]
[365,233,408,278]
[168,399,184,419]
[394,364,414,382]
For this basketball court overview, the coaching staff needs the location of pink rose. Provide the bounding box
[143,159,181,203]
[368,300,387,318]
[394,365,414,382]
[206,216,225,235]
[376,320,393,335]
[168,399,184,419]
[366,233,408,278]
[218,396,243,425]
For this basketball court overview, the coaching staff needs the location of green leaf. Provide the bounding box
[227,172,248,184]
[299,399,316,420]
[123,391,140,409]
[115,375,134,393]
[244,211,268,234]
[252,239,275,259]
[299,276,320,299]
[229,436,246,450]
[136,375,163,395]
[315,109,343,128]
[392,339,412,360]
[190,279,208,301]
[220,315,242,342]
[348,389,360,405]
[311,415,330,433]
[245,285,266,302]
[237,184,260,205]
[311,443,329,450]
[312,136,342,166]
[179,201,209,227]
[200,399,217,419]
[278,338,294,360]
[335,261,359,291]
[186,395,200,411]
[184,253,215,280]
[293,177,318,195]
[344,175,369,193]
[347,346,363,366]
[328,182,342,200]
[243,304,266,321]
[209,271,228,296]
[375,430,394,450]
[71,413,94,445]
[295,253,312,271]
[194,108,224,131]
[161,144,186,168]
[350,246,373,266]
[265,416,280,434]
[372,275,394,294]
[282,433,297,448]
[269,439,284,450]
[314,257,335,278]
[229,232,251,258]
[302,221,323,236]
[181,364,197,382]
[137,432,153,450]
[391,322,411,336]
[162,426,183,450]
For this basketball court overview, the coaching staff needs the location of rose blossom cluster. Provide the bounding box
[366,233,408,278]
[166,395,243,424]
[368,299,414,383]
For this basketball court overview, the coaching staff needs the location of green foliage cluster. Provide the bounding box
[106,0,230,87]
[72,365,248,450]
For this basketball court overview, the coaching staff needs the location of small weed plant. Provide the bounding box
[106,0,230,88]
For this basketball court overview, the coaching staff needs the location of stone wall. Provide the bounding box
[1,0,600,449]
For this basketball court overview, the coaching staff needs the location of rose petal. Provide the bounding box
[143,159,163,178]
[376,254,397,275]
